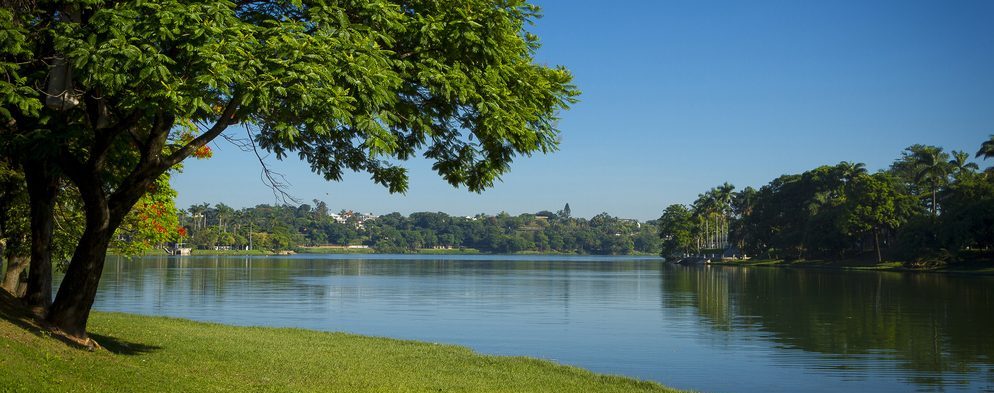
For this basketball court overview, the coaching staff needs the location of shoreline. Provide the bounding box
[0,292,680,393]
[122,248,663,258]
[698,258,994,275]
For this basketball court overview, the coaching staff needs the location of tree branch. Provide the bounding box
[86,105,143,170]
[161,94,242,170]
[244,125,300,205]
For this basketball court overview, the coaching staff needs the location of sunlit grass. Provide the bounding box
[0,305,680,393]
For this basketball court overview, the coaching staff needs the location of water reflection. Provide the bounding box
[86,255,994,393]
[660,265,994,391]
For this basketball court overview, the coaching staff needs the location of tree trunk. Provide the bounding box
[931,187,937,216]
[2,255,29,296]
[46,178,145,339]
[23,160,60,308]
[46,201,114,338]
[873,228,882,263]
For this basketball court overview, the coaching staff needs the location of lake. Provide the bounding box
[87,254,994,392]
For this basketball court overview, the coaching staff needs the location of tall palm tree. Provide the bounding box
[976,135,994,160]
[714,183,735,249]
[215,203,235,232]
[911,146,951,216]
[692,192,716,252]
[949,150,979,177]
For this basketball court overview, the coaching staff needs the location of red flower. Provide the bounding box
[193,145,213,159]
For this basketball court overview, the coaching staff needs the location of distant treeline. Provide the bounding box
[658,138,994,266]
[178,202,661,255]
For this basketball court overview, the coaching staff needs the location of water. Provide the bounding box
[87,255,994,392]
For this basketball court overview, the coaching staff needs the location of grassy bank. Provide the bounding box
[297,246,379,254]
[0,294,678,393]
[297,247,484,255]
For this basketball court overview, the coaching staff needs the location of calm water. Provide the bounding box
[87,255,994,393]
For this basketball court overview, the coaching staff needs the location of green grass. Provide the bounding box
[0,294,680,393]
[297,246,379,254]
[297,247,483,255]
[410,248,482,255]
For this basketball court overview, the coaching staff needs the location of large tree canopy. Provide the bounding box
[0,0,577,340]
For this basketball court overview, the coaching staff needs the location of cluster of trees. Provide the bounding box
[0,162,181,297]
[658,139,994,265]
[178,202,662,255]
[0,0,575,341]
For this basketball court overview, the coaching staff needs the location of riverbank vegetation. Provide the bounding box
[177,203,662,256]
[0,292,675,393]
[658,139,994,269]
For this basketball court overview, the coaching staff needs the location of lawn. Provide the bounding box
[0,293,680,393]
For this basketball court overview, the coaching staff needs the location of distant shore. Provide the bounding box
[120,248,662,258]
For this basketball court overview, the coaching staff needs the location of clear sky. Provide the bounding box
[173,0,994,220]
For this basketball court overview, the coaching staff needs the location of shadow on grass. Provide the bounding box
[0,290,91,350]
[88,333,162,355]
[1,290,161,354]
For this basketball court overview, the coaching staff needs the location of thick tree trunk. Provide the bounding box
[46,227,113,338]
[23,160,60,308]
[46,179,145,339]
[2,255,29,296]
[46,201,115,338]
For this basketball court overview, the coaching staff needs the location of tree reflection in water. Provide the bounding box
[660,264,994,389]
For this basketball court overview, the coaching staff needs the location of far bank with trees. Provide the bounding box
[657,138,994,269]
[172,202,662,256]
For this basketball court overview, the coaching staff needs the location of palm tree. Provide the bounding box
[714,183,735,249]
[910,146,951,216]
[215,203,235,232]
[949,150,979,178]
[838,161,867,183]
[976,135,994,160]
[692,192,716,252]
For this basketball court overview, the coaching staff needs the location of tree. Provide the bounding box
[558,203,572,220]
[892,145,951,216]
[0,161,29,296]
[713,182,735,250]
[976,135,994,160]
[1,163,182,297]
[1,0,577,340]
[844,173,911,263]
[657,204,694,258]
[948,150,979,179]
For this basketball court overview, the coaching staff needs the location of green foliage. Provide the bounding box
[3,0,578,194]
[0,9,41,120]
[0,162,28,258]
[937,172,994,251]
[0,162,179,264]
[657,204,693,258]
[177,204,658,255]
[660,139,993,267]
[111,174,182,256]
[976,135,994,160]
[3,0,576,333]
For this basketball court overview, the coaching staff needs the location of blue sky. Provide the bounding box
[173,0,994,220]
